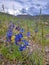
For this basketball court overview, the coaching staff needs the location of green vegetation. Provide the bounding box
[0,12,49,65]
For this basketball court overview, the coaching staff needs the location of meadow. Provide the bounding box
[0,12,49,65]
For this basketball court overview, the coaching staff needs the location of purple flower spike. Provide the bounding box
[15,26,20,31]
[20,28,24,33]
[6,29,13,42]
[26,32,30,37]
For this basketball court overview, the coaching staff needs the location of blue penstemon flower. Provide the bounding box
[26,31,30,37]
[6,29,13,42]
[22,40,29,46]
[15,33,23,45]
[19,44,26,51]
[19,39,29,51]
[20,28,24,33]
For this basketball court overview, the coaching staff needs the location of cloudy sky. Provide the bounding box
[0,0,49,16]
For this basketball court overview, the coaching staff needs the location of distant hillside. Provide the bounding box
[0,12,49,22]
[17,15,49,21]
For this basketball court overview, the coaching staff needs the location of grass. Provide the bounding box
[0,12,49,65]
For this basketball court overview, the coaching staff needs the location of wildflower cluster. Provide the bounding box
[6,22,30,51]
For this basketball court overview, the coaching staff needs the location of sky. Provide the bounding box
[0,0,49,16]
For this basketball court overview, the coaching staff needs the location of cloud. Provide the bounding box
[0,0,49,16]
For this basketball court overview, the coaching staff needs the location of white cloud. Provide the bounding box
[0,0,23,10]
[0,0,49,15]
